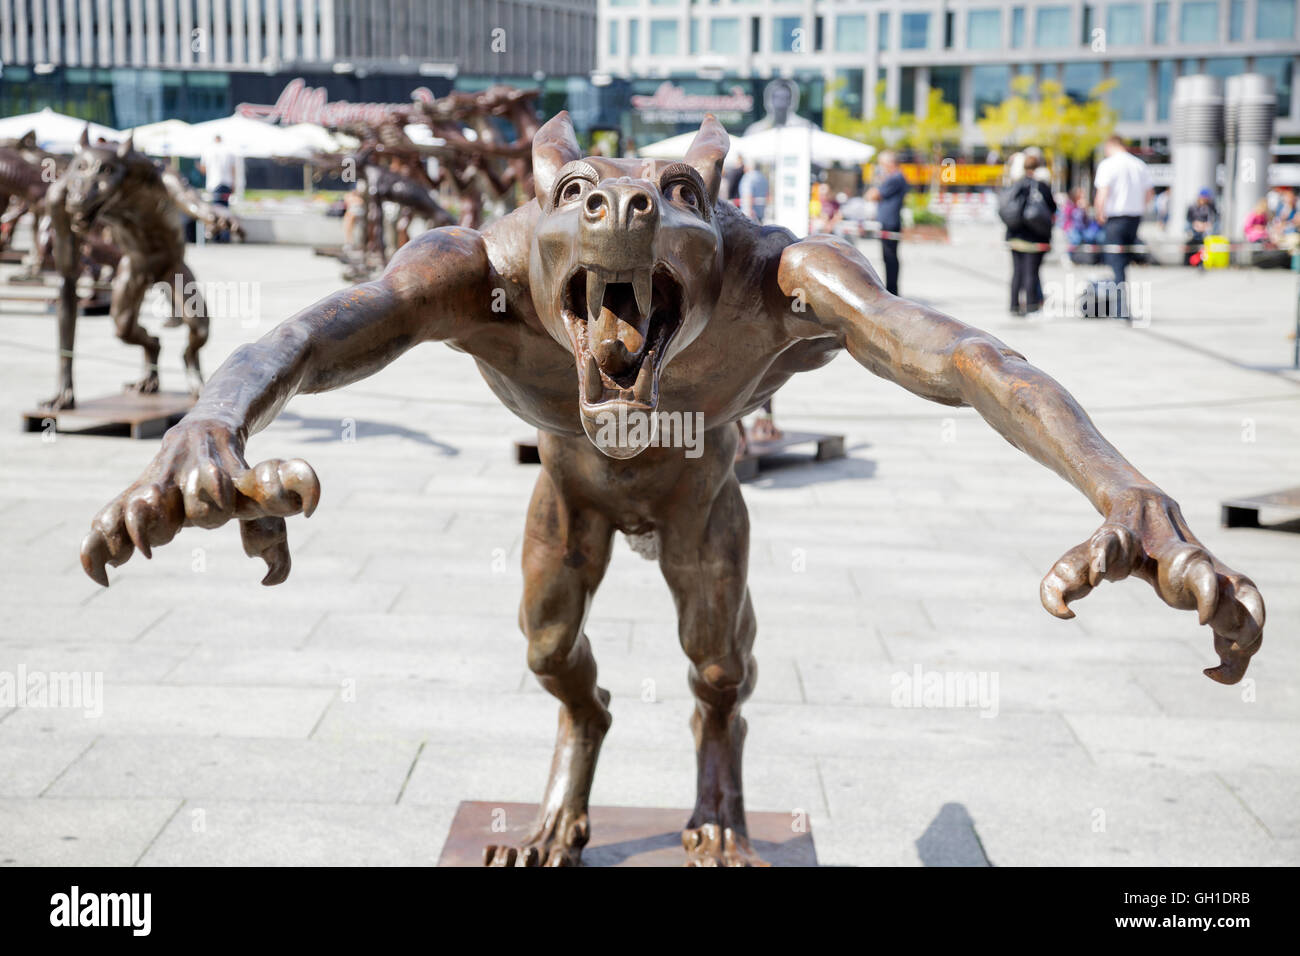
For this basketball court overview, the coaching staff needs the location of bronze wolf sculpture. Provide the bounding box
[80,114,1265,866]
[42,129,240,410]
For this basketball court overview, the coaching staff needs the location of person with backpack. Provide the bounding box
[999,154,1056,316]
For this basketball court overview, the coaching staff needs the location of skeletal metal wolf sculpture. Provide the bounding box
[80,114,1265,866]
[42,129,240,410]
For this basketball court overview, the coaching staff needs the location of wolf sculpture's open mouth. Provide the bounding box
[561,263,685,414]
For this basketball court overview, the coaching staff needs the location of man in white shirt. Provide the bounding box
[199,135,239,242]
[1093,135,1153,319]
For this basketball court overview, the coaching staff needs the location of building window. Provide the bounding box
[608,19,618,56]
[1153,1,1169,43]
[649,0,680,5]
[967,9,1001,50]
[1034,6,1072,47]
[691,18,699,53]
[931,65,962,107]
[649,19,679,55]
[772,16,800,52]
[629,18,639,55]
[944,11,955,48]
[1204,56,1247,78]
[1062,61,1103,99]
[1011,7,1026,47]
[1157,59,1175,120]
[1108,61,1147,121]
[1255,55,1294,115]
[1081,5,1094,44]
[710,18,740,54]
[972,64,1010,117]
[835,14,867,52]
[1106,4,1143,45]
[836,67,865,118]
[1257,0,1297,39]
[900,65,917,113]
[1229,0,1246,40]
[878,11,890,50]
[815,15,824,51]
[901,12,929,49]
[751,16,761,54]
[1178,1,1218,43]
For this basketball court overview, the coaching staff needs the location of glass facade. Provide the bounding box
[1062,60,1103,98]
[1179,1,1219,43]
[710,18,741,54]
[1255,56,1294,115]
[1035,6,1072,47]
[1258,0,1297,39]
[649,19,679,55]
[773,16,801,52]
[931,65,963,107]
[1106,4,1144,45]
[967,9,1002,49]
[1109,60,1147,121]
[836,14,868,53]
[1154,2,1170,43]
[972,63,1011,117]
[901,12,930,49]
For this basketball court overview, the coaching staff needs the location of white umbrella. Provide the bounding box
[0,108,122,152]
[636,130,720,161]
[731,126,875,166]
[170,114,307,159]
[132,118,195,156]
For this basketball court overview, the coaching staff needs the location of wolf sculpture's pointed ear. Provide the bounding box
[117,131,134,158]
[683,114,729,204]
[79,124,91,150]
[533,110,582,205]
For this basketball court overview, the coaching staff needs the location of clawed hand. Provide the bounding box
[80,419,319,587]
[1040,487,1264,684]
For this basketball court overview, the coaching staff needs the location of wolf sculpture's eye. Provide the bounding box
[659,163,710,221]
[551,161,599,209]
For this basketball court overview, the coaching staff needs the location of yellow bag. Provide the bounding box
[1202,235,1230,269]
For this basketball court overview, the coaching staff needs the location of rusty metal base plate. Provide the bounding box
[437,801,818,867]
[1221,486,1300,532]
[734,431,846,482]
[23,390,194,439]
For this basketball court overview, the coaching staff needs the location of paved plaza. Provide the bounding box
[1,227,1297,867]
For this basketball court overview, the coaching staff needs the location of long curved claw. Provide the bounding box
[240,516,292,586]
[235,458,321,519]
[80,529,111,587]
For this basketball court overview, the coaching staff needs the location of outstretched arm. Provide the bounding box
[81,227,493,587]
[777,235,1264,683]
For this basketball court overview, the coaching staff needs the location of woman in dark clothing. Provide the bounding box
[1002,155,1057,315]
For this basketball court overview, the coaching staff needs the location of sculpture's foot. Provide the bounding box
[39,388,75,411]
[184,367,203,397]
[483,807,592,867]
[750,416,782,441]
[682,823,771,868]
[124,371,160,395]
[483,687,611,867]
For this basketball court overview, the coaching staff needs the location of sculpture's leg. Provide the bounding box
[171,261,210,395]
[659,430,768,867]
[110,258,160,394]
[483,465,614,867]
[40,208,81,410]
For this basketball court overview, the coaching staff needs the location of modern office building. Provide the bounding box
[598,0,1300,147]
[0,0,596,75]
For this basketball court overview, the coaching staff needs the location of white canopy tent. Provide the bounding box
[0,108,122,152]
[637,125,875,167]
[131,118,195,156]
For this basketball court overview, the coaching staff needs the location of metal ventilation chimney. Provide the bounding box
[1170,75,1224,237]
[1225,73,1277,241]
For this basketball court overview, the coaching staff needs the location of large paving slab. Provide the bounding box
[0,227,1296,866]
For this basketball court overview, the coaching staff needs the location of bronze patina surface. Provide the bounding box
[80,114,1265,867]
[41,129,240,411]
